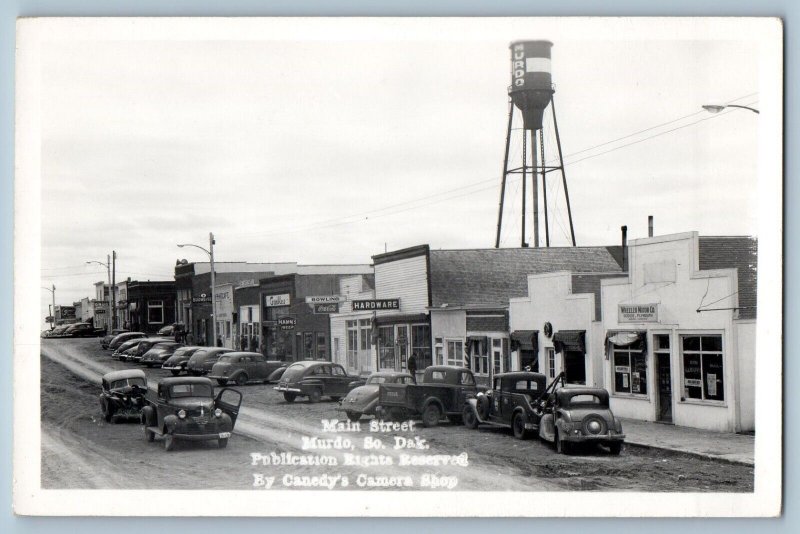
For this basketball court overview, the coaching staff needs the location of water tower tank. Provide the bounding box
[508,40,554,130]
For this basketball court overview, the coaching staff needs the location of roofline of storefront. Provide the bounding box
[372,244,430,265]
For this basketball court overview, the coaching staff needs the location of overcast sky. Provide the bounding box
[37,19,764,323]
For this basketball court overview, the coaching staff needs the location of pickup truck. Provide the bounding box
[375,365,483,427]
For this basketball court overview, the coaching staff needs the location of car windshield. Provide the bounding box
[218,355,234,362]
[170,383,213,398]
[110,377,146,390]
[282,363,308,381]
[367,376,389,385]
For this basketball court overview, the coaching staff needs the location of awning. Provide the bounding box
[607,330,646,348]
[553,330,585,354]
[510,330,538,352]
[466,335,488,355]
[375,313,429,326]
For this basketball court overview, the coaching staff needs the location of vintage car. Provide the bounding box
[161,346,204,376]
[338,371,414,421]
[267,365,289,383]
[64,322,105,338]
[99,369,148,423]
[141,377,242,451]
[125,337,173,363]
[107,331,147,350]
[186,347,234,376]
[101,329,129,349]
[157,323,184,337]
[274,361,364,403]
[111,339,145,360]
[140,341,184,367]
[376,365,483,427]
[538,386,625,455]
[208,352,286,386]
[47,325,71,338]
[463,371,549,439]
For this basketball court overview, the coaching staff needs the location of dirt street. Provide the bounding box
[40,338,754,491]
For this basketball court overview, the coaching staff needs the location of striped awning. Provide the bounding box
[510,330,538,352]
[553,330,585,353]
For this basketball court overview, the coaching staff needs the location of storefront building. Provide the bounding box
[92,282,110,330]
[115,279,176,334]
[600,232,757,433]
[234,265,373,361]
[509,271,625,387]
[430,246,624,385]
[330,274,376,375]
[174,261,297,346]
[214,283,234,348]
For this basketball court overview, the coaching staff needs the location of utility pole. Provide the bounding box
[105,254,112,334]
[209,232,217,347]
[111,250,117,329]
[50,285,55,329]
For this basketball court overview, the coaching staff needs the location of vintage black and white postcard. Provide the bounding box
[14,17,782,516]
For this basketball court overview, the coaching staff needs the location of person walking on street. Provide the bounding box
[408,351,418,384]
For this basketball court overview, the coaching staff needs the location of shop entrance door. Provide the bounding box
[656,352,673,423]
[396,326,408,371]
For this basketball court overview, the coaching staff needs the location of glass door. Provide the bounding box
[396,325,408,370]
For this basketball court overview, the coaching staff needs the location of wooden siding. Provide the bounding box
[374,254,429,315]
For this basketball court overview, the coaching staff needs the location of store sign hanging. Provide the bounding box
[277,316,296,331]
[192,293,212,303]
[265,293,291,307]
[618,303,659,323]
[352,299,400,311]
[313,303,339,314]
[305,295,344,304]
[235,279,258,290]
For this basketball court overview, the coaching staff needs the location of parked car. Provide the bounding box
[538,385,625,455]
[140,342,184,367]
[99,369,148,423]
[208,352,286,386]
[185,347,234,376]
[47,325,71,338]
[108,331,147,351]
[127,337,173,363]
[141,377,242,451]
[161,346,204,376]
[101,329,129,349]
[274,361,364,403]
[376,365,483,427]
[112,339,145,361]
[64,322,105,338]
[266,365,289,383]
[338,371,414,422]
[463,371,550,439]
[157,323,185,337]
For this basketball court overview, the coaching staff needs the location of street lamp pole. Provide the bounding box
[702,104,760,114]
[42,285,56,329]
[178,234,216,347]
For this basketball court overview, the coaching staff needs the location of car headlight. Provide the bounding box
[214,408,222,418]
[178,409,187,419]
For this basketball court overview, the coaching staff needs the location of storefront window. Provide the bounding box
[147,300,164,324]
[434,337,443,366]
[346,321,358,369]
[471,340,489,375]
[303,332,315,360]
[681,335,724,402]
[492,338,503,375]
[379,326,395,369]
[411,324,432,370]
[613,345,648,395]
[317,332,327,360]
[446,339,464,367]
[359,319,371,350]
[547,348,556,379]
[563,351,585,385]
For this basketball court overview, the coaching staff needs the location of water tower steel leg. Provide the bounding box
[551,96,576,246]
[540,127,550,247]
[531,128,540,248]
[495,101,514,248]
[521,126,527,248]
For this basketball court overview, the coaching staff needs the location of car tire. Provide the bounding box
[608,442,623,456]
[463,406,478,429]
[308,389,322,403]
[235,373,248,387]
[422,404,441,428]
[170,370,181,376]
[218,438,228,449]
[144,426,155,442]
[217,379,228,386]
[164,433,176,452]
[513,412,529,440]
[346,411,362,422]
[283,392,297,403]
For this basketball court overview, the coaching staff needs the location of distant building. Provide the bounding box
[115,279,177,334]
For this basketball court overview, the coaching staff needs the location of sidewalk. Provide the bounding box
[621,418,755,466]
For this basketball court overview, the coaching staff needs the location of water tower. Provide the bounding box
[495,40,576,248]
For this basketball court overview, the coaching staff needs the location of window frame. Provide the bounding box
[147,300,164,325]
[679,333,726,405]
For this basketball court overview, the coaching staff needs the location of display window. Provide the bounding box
[681,335,724,402]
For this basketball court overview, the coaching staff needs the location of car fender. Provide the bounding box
[347,379,364,390]
[228,370,245,381]
[218,412,234,431]
[163,414,179,434]
[539,413,555,442]
[141,405,155,426]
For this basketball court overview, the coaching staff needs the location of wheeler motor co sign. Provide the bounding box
[352,299,400,311]
[265,293,291,307]
[618,303,659,323]
[313,303,339,314]
[277,316,296,331]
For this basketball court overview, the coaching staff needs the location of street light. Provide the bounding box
[702,104,760,114]
[87,255,113,335]
[178,232,216,347]
[41,285,55,329]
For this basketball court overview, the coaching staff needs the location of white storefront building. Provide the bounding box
[330,274,376,375]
